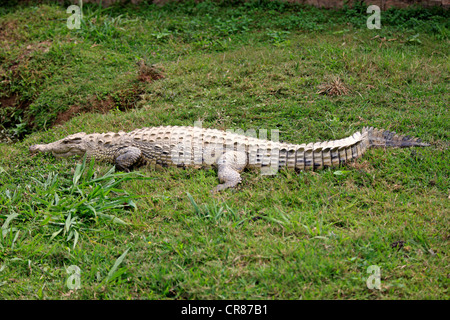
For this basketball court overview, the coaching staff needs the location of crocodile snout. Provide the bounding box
[29,145,39,154]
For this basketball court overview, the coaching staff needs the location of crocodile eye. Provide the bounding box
[63,137,82,144]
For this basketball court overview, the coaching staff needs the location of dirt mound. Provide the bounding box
[53,86,147,126]
[137,60,165,83]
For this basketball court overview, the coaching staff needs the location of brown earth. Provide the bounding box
[53,62,164,126]
[0,20,164,131]
[52,85,147,126]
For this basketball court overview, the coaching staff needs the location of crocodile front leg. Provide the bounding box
[114,146,142,172]
[214,150,247,192]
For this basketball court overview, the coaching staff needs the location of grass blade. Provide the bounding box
[105,248,130,283]
[1,213,19,238]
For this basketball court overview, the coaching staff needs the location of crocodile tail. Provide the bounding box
[363,127,430,148]
[296,127,429,171]
[298,130,370,170]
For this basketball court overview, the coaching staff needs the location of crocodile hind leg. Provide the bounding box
[214,150,247,192]
[114,147,142,172]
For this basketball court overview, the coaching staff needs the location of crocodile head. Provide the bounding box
[29,132,88,158]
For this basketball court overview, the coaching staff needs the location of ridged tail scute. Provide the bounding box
[294,127,429,171]
[295,130,370,171]
[363,127,430,148]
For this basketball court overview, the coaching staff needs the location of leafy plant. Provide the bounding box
[266,29,291,46]
[0,157,145,248]
[187,192,246,226]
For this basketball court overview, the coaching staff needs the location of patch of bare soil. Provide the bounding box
[53,86,146,126]
[0,92,32,141]
[53,97,114,126]
[54,62,166,126]
[0,93,32,119]
[137,60,165,83]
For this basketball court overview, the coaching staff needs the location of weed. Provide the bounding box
[1,157,145,248]
[187,192,246,227]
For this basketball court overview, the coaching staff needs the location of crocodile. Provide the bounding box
[29,125,430,192]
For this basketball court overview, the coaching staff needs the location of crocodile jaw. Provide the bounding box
[29,132,88,158]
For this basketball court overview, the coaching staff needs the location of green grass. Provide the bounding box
[0,1,449,299]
